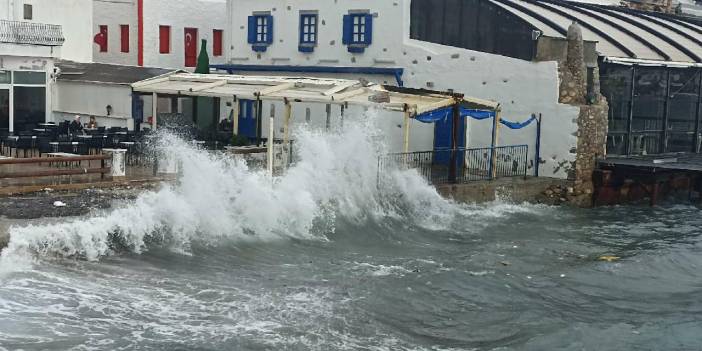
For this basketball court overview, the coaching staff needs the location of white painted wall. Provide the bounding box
[93,0,137,65]
[223,0,579,178]
[52,81,133,128]
[142,0,227,69]
[0,0,94,63]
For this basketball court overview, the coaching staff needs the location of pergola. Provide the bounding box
[132,72,499,175]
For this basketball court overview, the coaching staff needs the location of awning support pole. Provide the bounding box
[267,106,275,178]
[449,102,459,183]
[232,95,239,136]
[283,98,292,168]
[283,98,292,145]
[490,108,502,180]
[403,105,411,153]
[152,92,158,130]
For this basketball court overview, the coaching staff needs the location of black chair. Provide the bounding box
[14,136,34,158]
[37,137,53,156]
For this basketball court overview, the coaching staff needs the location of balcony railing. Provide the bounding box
[378,145,529,185]
[0,20,64,46]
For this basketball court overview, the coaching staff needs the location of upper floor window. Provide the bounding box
[120,25,129,53]
[95,25,108,52]
[298,12,318,53]
[247,14,273,52]
[213,29,223,56]
[23,4,32,20]
[159,25,170,54]
[343,12,373,53]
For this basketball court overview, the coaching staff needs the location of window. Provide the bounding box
[298,13,318,53]
[14,71,45,85]
[120,25,129,53]
[95,25,108,52]
[342,12,373,53]
[23,4,32,20]
[159,25,170,54]
[247,14,273,52]
[213,29,223,56]
[0,71,11,84]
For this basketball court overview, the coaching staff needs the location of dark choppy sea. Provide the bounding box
[1,124,701,350]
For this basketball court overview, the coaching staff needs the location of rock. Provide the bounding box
[545,189,554,196]
[500,261,511,266]
[53,201,67,207]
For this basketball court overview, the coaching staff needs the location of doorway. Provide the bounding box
[184,28,198,67]
[0,89,8,131]
[238,99,257,140]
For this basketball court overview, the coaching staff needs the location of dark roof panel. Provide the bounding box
[497,0,702,63]
[56,61,177,85]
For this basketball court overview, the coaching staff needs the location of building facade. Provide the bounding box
[218,0,580,179]
[0,0,92,63]
[0,19,63,133]
[92,0,228,69]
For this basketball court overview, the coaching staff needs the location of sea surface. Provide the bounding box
[1,122,701,350]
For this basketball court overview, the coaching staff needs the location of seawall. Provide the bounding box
[436,177,581,205]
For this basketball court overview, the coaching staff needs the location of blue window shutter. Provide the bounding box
[364,14,373,45]
[247,16,256,44]
[265,15,274,44]
[298,15,304,44]
[342,14,352,45]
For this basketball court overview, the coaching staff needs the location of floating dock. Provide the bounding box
[594,154,702,206]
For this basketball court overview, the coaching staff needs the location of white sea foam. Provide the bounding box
[0,110,549,271]
[0,112,457,268]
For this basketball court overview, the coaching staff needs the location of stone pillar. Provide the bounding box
[103,148,127,179]
[559,22,587,105]
[554,22,610,207]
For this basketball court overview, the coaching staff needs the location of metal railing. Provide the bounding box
[378,145,529,185]
[0,20,64,46]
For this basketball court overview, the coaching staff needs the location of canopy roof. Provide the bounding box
[491,0,702,64]
[132,73,499,115]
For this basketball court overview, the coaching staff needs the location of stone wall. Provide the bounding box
[553,23,610,207]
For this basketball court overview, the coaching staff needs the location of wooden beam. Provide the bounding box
[258,82,295,96]
[415,98,455,115]
[190,80,228,92]
[332,88,367,102]
[323,81,359,96]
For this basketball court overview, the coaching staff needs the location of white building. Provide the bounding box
[0,0,93,63]
[53,61,175,129]
[92,0,228,69]
[0,19,63,133]
[216,0,579,178]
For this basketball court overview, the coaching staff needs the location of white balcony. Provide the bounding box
[0,20,64,47]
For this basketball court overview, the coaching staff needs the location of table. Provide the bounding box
[33,128,47,133]
[49,141,79,153]
[38,123,56,127]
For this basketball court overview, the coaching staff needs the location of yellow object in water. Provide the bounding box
[598,255,620,262]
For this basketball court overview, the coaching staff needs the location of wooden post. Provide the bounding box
[283,98,292,145]
[232,95,239,135]
[152,92,158,130]
[267,102,275,177]
[325,104,331,131]
[490,108,502,180]
[449,103,460,183]
[403,106,411,153]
